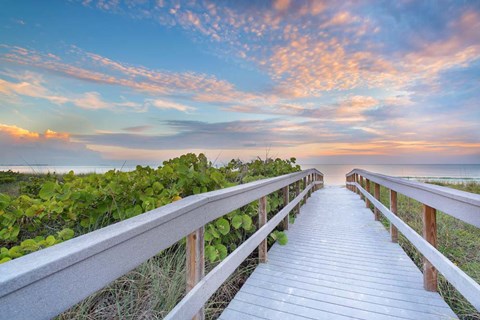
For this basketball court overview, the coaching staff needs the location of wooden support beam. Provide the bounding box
[186,227,205,320]
[352,173,358,193]
[423,205,438,291]
[303,177,307,204]
[390,190,398,243]
[258,196,268,263]
[295,180,301,215]
[308,173,315,197]
[365,179,371,209]
[283,186,289,230]
[374,183,380,220]
[309,174,312,197]
[360,176,364,200]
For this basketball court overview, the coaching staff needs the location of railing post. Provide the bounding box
[359,176,364,200]
[374,183,380,220]
[353,173,358,193]
[310,174,313,196]
[365,179,371,208]
[423,205,438,291]
[283,185,289,230]
[186,227,205,320]
[305,175,312,199]
[258,196,267,263]
[303,177,307,203]
[295,180,301,215]
[390,190,398,243]
[311,173,314,191]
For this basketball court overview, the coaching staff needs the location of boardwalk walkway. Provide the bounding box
[220,186,458,320]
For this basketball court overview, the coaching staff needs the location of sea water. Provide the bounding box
[1,164,479,186]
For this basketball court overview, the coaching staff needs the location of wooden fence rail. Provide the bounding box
[0,169,323,320]
[346,169,480,311]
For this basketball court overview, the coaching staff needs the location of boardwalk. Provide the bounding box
[220,186,458,320]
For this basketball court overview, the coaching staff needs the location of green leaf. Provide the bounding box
[215,218,230,235]
[205,245,218,263]
[80,218,91,228]
[0,193,10,210]
[8,246,22,258]
[0,257,11,264]
[204,230,213,242]
[271,231,288,245]
[242,214,252,230]
[58,228,74,241]
[208,224,220,238]
[231,215,242,229]
[45,235,56,246]
[215,244,228,260]
[39,182,56,200]
[21,239,39,251]
[152,181,164,192]
[133,204,143,216]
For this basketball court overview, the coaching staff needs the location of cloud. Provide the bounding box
[1,45,237,99]
[146,99,196,112]
[0,124,40,140]
[122,125,152,133]
[0,71,143,112]
[71,1,480,100]
[0,72,70,105]
[273,0,291,12]
[0,123,103,165]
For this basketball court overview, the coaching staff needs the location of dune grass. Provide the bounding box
[56,244,257,320]
[371,182,480,319]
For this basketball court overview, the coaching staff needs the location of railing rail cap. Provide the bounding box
[346,168,480,206]
[0,168,322,298]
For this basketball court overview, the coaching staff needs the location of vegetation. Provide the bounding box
[0,154,299,264]
[0,154,301,319]
[365,181,480,320]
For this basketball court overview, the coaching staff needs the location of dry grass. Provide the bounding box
[56,244,258,320]
[371,182,480,320]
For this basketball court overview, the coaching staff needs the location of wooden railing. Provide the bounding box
[346,169,480,311]
[0,169,323,320]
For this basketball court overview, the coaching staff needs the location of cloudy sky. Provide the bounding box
[0,0,479,165]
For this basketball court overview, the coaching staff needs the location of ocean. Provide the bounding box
[1,164,479,186]
[300,164,480,185]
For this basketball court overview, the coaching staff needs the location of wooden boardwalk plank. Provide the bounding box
[221,186,458,319]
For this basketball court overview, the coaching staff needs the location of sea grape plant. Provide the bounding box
[0,154,301,264]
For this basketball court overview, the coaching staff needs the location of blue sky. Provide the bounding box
[0,0,479,165]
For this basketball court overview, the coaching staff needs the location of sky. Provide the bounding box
[0,0,479,166]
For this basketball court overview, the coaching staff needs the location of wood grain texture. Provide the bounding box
[295,181,301,215]
[0,168,322,320]
[360,176,364,200]
[221,186,457,319]
[374,182,380,221]
[166,184,313,320]
[365,178,371,209]
[347,168,480,228]
[282,186,289,230]
[258,196,268,263]
[186,227,205,320]
[423,205,438,292]
[353,181,480,311]
[390,190,398,243]
[303,177,307,204]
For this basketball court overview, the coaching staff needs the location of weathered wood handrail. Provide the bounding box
[0,168,323,320]
[345,169,480,311]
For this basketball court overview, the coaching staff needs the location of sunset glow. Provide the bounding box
[0,1,479,165]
